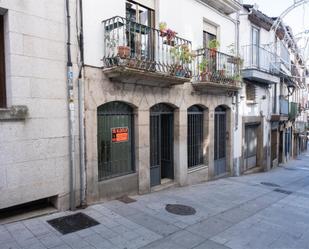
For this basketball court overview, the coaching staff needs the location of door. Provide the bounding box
[150,104,174,187]
[126,1,155,60]
[97,102,134,181]
[251,26,260,67]
[271,129,278,166]
[279,131,283,163]
[214,107,227,176]
[244,125,258,170]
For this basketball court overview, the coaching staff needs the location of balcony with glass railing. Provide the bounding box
[191,48,241,93]
[102,16,192,87]
[241,45,280,84]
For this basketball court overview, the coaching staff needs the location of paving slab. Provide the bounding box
[1,151,309,249]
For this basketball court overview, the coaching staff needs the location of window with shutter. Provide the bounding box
[246,83,256,102]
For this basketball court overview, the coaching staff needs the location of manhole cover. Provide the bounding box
[47,212,99,235]
[165,204,196,216]
[260,182,281,187]
[117,195,137,204]
[273,188,293,195]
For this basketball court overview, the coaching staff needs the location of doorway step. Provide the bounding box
[243,166,263,175]
[151,179,175,193]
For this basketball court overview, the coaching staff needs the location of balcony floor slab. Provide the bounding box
[103,66,190,87]
[242,69,280,84]
[192,81,241,94]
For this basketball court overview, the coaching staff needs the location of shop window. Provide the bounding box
[97,101,135,180]
[187,105,204,168]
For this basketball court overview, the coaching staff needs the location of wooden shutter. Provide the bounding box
[246,83,256,101]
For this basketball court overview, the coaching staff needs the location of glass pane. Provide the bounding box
[126,2,137,22]
[252,28,259,66]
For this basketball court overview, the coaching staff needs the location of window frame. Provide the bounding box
[187,105,204,168]
[246,83,256,103]
[97,101,135,181]
[251,25,260,68]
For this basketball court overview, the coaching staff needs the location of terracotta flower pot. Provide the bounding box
[117,46,131,59]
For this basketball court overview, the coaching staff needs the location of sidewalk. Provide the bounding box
[1,151,309,249]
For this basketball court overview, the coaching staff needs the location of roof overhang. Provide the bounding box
[200,0,241,14]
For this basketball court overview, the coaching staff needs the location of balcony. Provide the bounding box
[102,16,192,87]
[199,0,242,14]
[191,48,241,94]
[289,102,299,120]
[241,45,280,85]
[279,96,289,119]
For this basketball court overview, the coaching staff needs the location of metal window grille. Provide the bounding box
[187,105,204,168]
[97,101,135,181]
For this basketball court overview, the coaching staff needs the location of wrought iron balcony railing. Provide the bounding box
[102,16,192,79]
[192,48,241,86]
[242,45,279,75]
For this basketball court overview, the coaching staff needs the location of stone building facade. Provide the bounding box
[0,0,308,213]
[0,0,80,211]
[84,67,235,202]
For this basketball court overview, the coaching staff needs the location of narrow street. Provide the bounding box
[0,151,309,249]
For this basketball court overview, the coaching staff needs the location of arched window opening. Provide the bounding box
[97,101,135,180]
[187,105,204,168]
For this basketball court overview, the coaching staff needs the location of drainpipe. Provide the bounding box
[78,0,86,207]
[233,10,241,177]
[235,10,240,131]
[66,0,76,211]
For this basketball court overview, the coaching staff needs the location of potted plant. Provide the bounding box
[159,22,167,37]
[159,22,177,46]
[208,39,220,57]
[226,43,243,68]
[199,58,209,81]
[170,44,194,78]
[117,45,131,59]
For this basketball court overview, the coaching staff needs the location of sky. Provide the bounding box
[243,0,308,35]
[243,0,309,59]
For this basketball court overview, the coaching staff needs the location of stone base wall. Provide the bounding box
[84,66,235,203]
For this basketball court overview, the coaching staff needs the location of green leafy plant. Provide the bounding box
[159,22,177,44]
[208,39,220,50]
[170,44,194,64]
[199,58,208,72]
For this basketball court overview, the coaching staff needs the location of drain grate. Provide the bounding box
[165,204,196,216]
[117,195,137,204]
[260,182,281,187]
[273,188,293,195]
[47,212,99,235]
